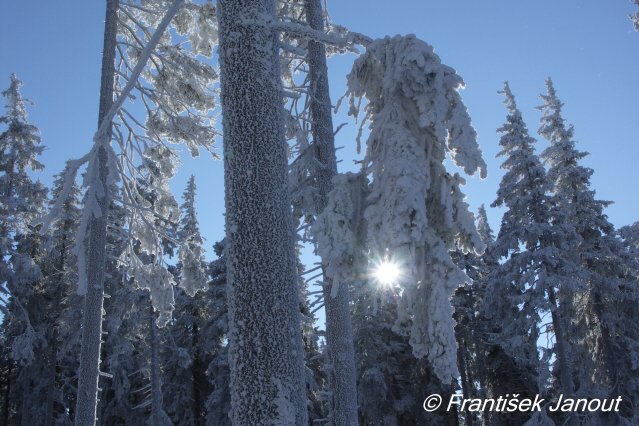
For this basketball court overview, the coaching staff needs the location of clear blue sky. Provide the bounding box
[1,0,638,261]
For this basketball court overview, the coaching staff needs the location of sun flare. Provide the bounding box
[373,260,402,286]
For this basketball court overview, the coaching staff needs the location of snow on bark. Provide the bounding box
[74,1,119,424]
[149,306,172,426]
[217,0,308,423]
[311,174,365,426]
[302,0,359,423]
[346,35,486,384]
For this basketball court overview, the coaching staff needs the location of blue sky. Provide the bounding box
[1,0,638,262]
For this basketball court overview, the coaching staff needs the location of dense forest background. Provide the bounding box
[1,1,638,425]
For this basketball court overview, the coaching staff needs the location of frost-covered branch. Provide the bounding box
[272,20,371,51]
[347,35,487,384]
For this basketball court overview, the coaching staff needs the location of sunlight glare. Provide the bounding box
[373,260,402,286]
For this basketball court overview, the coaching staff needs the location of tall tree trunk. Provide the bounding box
[217,0,308,424]
[74,0,118,424]
[45,326,59,426]
[191,312,202,426]
[150,308,166,426]
[547,287,574,397]
[304,0,358,424]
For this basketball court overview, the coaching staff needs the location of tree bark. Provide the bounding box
[150,307,166,426]
[304,0,359,424]
[44,326,59,426]
[547,287,574,397]
[217,0,308,423]
[74,0,118,424]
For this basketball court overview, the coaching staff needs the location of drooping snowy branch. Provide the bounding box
[346,35,486,384]
[37,0,218,305]
[311,173,366,298]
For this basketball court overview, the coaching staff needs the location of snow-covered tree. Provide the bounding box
[28,2,219,422]
[452,204,496,426]
[162,177,210,425]
[538,78,639,422]
[97,184,148,425]
[177,175,208,297]
[619,222,639,272]
[70,2,120,423]
[631,0,639,31]
[485,82,552,425]
[353,279,456,425]
[346,35,486,388]
[310,173,365,425]
[295,1,359,422]
[39,167,82,425]
[0,73,49,425]
[217,0,308,422]
[0,72,47,328]
[203,240,231,426]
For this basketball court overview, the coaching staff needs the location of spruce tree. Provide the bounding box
[0,73,48,425]
[538,78,639,422]
[486,82,550,425]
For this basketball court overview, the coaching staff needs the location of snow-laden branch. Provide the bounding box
[272,20,372,51]
[38,0,185,237]
[95,0,185,146]
[347,35,487,384]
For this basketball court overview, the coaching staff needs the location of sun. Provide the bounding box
[372,259,402,287]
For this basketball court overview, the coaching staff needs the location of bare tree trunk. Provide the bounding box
[304,0,358,424]
[74,1,118,424]
[217,0,308,423]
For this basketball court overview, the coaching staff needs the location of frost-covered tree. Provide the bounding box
[162,177,210,425]
[311,173,365,425]
[619,222,639,272]
[0,72,47,329]
[69,2,120,423]
[0,73,49,425]
[298,0,359,422]
[631,0,639,31]
[38,167,82,425]
[346,35,486,390]
[177,175,208,297]
[538,78,639,422]
[217,0,308,422]
[452,204,496,426]
[29,2,218,423]
[485,82,553,425]
[353,280,455,425]
[97,184,148,426]
[203,240,231,426]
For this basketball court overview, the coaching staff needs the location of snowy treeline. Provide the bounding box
[1,1,638,425]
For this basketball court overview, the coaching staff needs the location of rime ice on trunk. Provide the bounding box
[74,0,118,424]
[304,0,358,424]
[217,0,308,424]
